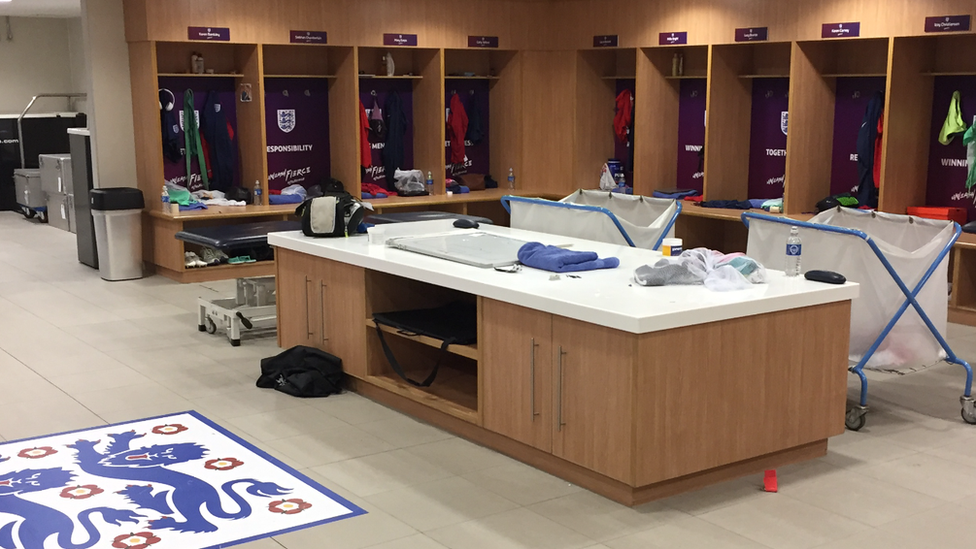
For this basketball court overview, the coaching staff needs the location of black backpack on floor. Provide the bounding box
[256,345,343,398]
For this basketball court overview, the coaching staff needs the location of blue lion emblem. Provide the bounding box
[0,467,142,549]
[68,431,292,533]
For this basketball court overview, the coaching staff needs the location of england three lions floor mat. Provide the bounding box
[0,411,365,549]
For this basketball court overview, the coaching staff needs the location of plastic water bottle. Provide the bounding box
[508,168,515,190]
[786,226,802,277]
[161,185,168,212]
[426,171,434,194]
[253,180,263,205]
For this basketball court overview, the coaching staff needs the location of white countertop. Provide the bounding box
[269,223,858,334]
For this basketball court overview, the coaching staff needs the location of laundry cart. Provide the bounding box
[502,189,681,250]
[742,208,974,430]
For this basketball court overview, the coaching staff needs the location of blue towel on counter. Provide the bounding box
[517,242,620,273]
[654,189,701,199]
[748,199,766,209]
[269,193,305,205]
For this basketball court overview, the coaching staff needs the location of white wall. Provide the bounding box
[80,0,137,189]
[0,17,86,115]
[67,18,88,114]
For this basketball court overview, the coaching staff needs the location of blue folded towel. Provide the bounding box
[179,202,207,211]
[361,192,374,199]
[517,242,620,273]
[269,193,305,205]
[748,199,766,209]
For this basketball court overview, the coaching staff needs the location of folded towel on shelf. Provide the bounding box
[517,242,620,273]
[269,193,304,205]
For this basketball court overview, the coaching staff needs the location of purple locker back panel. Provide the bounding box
[676,78,707,192]
[360,80,415,189]
[830,77,887,196]
[265,78,331,191]
[613,79,636,184]
[444,80,490,178]
[748,77,790,200]
[927,75,976,219]
[160,77,240,191]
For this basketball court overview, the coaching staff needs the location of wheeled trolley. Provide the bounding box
[14,169,47,222]
[198,276,277,346]
[743,208,975,430]
[502,189,681,250]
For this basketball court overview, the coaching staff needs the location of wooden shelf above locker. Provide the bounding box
[264,74,337,79]
[158,72,242,78]
[359,75,423,79]
[820,73,887,78]
[739,74,791,79]
[446,76,501,80]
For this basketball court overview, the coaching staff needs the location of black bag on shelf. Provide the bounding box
[256,345,343,398]
[372,301,477,387]
[295,192,365,238]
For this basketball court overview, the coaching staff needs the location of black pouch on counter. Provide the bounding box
[256,345,343,398]
[295,192,365,237]
[372,301,477,387]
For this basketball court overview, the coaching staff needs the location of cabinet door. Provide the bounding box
[276,249,321,349]
[482,299,553,452]
[317,259,367,379]
[552,316,635,484]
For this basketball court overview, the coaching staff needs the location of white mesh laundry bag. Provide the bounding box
[746,208,953,371]
[509,190,678,249]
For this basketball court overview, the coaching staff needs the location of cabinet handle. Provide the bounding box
[557,346,567,431]
[530,338,540,420]
[304,276,313,338]
[320,281,328,344]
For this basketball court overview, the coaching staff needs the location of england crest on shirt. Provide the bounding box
[278,109,296,133]
[780,111,789,136]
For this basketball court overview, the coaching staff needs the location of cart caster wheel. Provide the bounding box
[204,317,217,334]
[845,408,867,431]
[230,339,241,347]
[23,208,34,219]
[962,408,976,425]
[37,211,48,223]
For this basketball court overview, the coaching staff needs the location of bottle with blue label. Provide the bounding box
[508,168,515,190]
[426,171,434,194]
[786,226,802,277]
[253,180,263,205]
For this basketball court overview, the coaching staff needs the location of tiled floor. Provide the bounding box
[2,211,976,548]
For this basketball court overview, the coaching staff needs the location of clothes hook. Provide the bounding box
[283,89,290,97]
[371,89,377,96]
[469,89,475,95]
[304,89,311,97]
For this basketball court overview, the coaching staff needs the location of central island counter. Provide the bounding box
[269,223,857,505]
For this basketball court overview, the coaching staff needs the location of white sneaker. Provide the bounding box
[200,247,221,266]
[185,251,207,268]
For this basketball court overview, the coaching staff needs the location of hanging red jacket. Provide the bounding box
[359,100,372,168]
[613,89,633,144]
[448,93,469,164]
[873,110,883,188]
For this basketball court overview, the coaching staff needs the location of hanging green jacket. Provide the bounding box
[939,90,967,146]
[184,89,209,190]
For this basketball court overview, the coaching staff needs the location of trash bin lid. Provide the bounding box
[90,187,145,211]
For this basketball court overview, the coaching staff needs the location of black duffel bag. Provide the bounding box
[373,301,477,387]
[256,345,343,398]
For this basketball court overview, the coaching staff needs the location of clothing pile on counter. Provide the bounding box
[634,248,767,291]
[362,182,397,199]
[517,242,619,273]
[268,184,307,205]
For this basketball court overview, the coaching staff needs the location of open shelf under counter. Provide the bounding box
[158,73,242,78]
[264,74,338,79]
[366,319,479,361]
[365,370,479,423]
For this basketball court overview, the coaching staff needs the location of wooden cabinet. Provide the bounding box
[552,317,635,484]
[482,300,554,452]
[481,300,634,484]
[276,249,367,378]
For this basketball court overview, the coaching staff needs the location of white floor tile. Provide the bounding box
[528,491,689,542]
[426,508,592,549]
[365,477,519,532]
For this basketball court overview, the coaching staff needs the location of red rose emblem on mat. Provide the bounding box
[17,446,57,459]
[151,424,188,435]
[204,457,244,471]
[269,498,312,515]
[60,485,104,500]
[112,532,161,548]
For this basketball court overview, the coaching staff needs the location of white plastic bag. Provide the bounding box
[600,163,615,191]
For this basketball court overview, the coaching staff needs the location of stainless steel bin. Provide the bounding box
[91,187,145,281]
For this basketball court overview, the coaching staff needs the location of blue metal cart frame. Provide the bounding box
[501,195,682,251]
[742,211,976,430]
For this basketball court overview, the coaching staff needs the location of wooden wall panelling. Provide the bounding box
[633,48,680,196]
[520,51,576,196]
[703,45,752,201]
[784,42,835,215]
[488,51,523,183]
[425,0,514,50]
[574,50,620,191]
[128,41,165,219]
[831,38,890,76]
[329,47,362,191]
[879,37,934,214]
[262,44,332,76]
[156,42,240,75]
[122,0,149,42]
[634,301,849,486]
[413,49,446,193]
[235,45,269,195]
[932,34,976,75]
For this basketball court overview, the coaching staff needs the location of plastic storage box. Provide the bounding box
[907,206,967,225]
